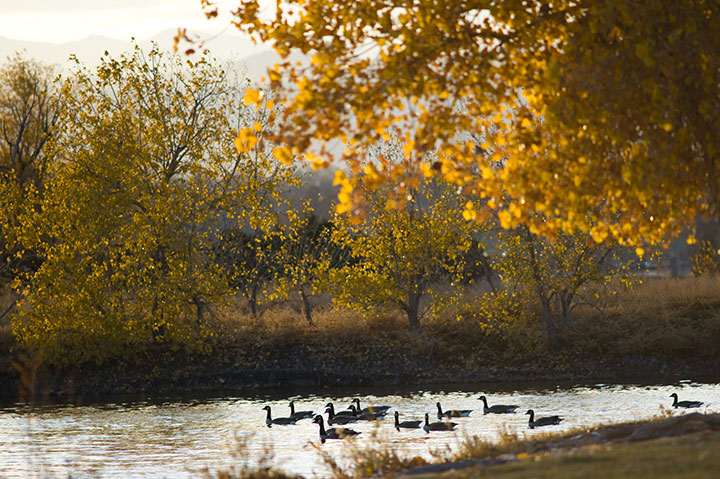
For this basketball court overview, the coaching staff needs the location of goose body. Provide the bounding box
[436,401,472,419]
[670,393,703,409]
[423,413,457,433]
[325,407,359,425]
[325,402,354,418]
[263,406,297,427]
[478,395,519,414]
[313,415,360,443]
[525,409,563,429]
[394,411,422,431]
[288,401,314,420]
[352,398,391,415]
[349,404,386,421]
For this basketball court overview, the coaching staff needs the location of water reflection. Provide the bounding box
[0,382,718,478]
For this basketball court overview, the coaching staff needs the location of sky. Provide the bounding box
[0,0,250,44]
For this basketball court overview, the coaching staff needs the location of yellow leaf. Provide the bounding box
[243,88,262,106]
[273,146,293,165]
[234,128,257,152]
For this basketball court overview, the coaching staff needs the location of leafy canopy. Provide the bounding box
[12,45,295,364]
[216,0,720,246]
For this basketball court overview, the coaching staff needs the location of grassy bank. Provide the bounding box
[394,412,720,479]
[0,276,719,399]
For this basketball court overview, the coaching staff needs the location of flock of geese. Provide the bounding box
[262,392,705,444]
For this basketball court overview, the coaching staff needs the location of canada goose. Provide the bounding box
[525,409,563,429]
[325,402,354,418]
[478,395,519,414]
[423,413,457,433]
[351,398,391,415]
[349,404,386,421]
[394,411,422,431]
[670,393,703,409]
[436,401,472,419]
[288,401,314,420]
[313,414,360,443]
[262,405,297,427]
[325,407,359,425]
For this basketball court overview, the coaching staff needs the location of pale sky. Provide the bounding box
[0,0,251,44]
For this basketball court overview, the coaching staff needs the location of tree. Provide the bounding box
[275,212,347,324]
[0,53,60,284]
[325,176,477,332]
[12,45,294,364]
[215,1,720,247]
[492,223,632,348]
[214,226,284,318]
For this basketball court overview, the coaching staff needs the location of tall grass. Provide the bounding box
[313,425,427,478]
[1,276,719,384]
[200,435,301,479]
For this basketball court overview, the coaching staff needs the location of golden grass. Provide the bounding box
[1,276,720,375]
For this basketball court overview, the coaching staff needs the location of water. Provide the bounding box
[0,381,718,478]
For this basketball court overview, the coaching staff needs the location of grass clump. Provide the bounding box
[200,436,301,479]
[314,425,427,478]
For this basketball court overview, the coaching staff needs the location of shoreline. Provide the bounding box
[1,354,718,404]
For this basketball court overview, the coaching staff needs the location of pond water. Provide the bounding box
[0,381,718,478]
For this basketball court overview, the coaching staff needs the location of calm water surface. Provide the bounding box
[0,381,718,478]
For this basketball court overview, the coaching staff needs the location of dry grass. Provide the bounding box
[313,425,427,478]
[199,435,301,479]
[567,275,720,358]
[1,276,719,381]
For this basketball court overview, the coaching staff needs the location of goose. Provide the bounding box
[262,405,297,427]
[423,413,457,433]
[313,415,360,443]
[436,401,472,419]
[525,409,563,429]
[670,393,703,409]
[288,401,314,420]
[325,402,354,418]
[394,411,422,431]
[325,407,359,425]
[478,395,519,414]
[351,398,391,415]
[349,404,386,421]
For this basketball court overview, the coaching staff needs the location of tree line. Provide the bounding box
[0,46,655,365]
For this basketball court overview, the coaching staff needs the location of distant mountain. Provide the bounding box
[0,34,130,67]
[0,28,269,70]
[236,49,310,84]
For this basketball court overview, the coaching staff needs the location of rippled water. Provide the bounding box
[0,381,718,478]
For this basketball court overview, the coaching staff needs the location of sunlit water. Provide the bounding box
[0,381,718,478]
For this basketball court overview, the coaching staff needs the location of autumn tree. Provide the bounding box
[326,173,477,332]
[214,90,302,317]
[210,0,720,249]
[274,211,347,324]
[0,53,60,285]
[492,223,632,348]
[12,45,294,363]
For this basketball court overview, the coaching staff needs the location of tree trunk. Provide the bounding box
[300,288,314,325]
[559,293,573,329]
[406,290,422,333]
[539,293,559,349]
[249,284,258,317]
[522,226,560,349]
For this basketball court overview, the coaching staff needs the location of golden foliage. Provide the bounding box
[324,172,479,332]
[9,45,297,364]
[221,0,720,246]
